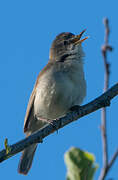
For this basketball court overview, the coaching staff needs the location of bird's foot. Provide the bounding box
[39,117,58,133]
[49,119,58,134]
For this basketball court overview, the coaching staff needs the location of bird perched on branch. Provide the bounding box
[18,30,88,175]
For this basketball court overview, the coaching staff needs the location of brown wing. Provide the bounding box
[23,62,54,133]
[23,87,36,133]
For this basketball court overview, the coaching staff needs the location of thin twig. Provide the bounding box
[99,17,111,180]
[107,149,118,172]
[102,17,111,171]
[99,18,118,180]
[99,149,118,180]
[0,83,118,163]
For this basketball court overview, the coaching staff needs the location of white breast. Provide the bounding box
[34,60,86,120]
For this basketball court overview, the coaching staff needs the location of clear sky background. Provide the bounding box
[0,0,118,179]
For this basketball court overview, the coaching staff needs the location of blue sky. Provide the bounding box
[0,0,118,179]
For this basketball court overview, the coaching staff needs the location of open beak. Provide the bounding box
[71,29,88,44]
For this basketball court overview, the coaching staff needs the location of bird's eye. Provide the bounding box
[64,41,68,46]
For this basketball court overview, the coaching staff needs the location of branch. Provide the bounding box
[0,83,118,163]
[107,149,118,172]
[99,18,118,180]
[98,148,118,180]
[101,17,112,175]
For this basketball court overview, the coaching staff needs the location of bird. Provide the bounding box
[18,30,88,175]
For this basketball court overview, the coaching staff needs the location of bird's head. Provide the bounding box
[49,30,88,62]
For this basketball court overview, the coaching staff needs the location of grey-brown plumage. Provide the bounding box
[18,144,37,175]
[18,30,87,175]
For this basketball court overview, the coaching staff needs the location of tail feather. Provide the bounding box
[18,144,37,175]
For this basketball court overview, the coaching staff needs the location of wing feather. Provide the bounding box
[24,87,36,133]
[23,62,53,133]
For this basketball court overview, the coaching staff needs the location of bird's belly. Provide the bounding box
[34,75,86,120]
[34,82,72,119]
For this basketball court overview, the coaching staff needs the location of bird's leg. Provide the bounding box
[37,117,53,125]
[38,117,58,132]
